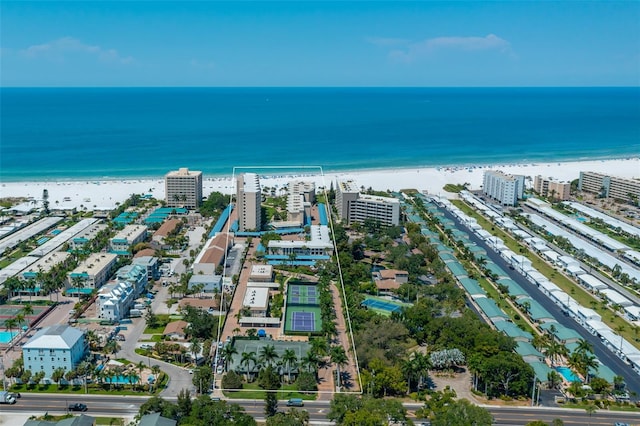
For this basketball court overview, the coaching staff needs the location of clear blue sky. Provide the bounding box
[1,1,639,87]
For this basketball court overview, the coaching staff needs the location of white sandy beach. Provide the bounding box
[1,158,638,211]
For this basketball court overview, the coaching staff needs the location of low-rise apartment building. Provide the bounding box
[67,253,118,291]
[110,224,148,255]
[533,175,571,201]
[22,325,88,382]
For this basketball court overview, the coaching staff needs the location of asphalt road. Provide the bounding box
[436,203,640,395]
[5,394,640,425]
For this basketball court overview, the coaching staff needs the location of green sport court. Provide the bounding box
[285,281,322,334]
[0,304,49,327]
[361,297,407,316]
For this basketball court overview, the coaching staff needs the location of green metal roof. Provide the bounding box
[484,262,508,278]
[446,261,468,278]
[589,364,617,383]
[475,297,508,319]
[494,321,533,341]
[496,278,528,297]
[459,278,485,296]
[530,362,554,381]
[516,341,544,359]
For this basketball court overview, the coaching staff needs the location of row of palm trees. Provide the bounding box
[217,340,348,386]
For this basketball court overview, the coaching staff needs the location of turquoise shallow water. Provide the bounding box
[1,87,638,181]
[555,366,580,382]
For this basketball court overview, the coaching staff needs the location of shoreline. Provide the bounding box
[0,153,635,184]
[1,157,638,210]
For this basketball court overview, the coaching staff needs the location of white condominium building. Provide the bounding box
[287,181,315,224]
[165,168,203,209]
[482,171,525,206]
[579,171,640,201]
[236,173,262,232]
[336,180,400,226]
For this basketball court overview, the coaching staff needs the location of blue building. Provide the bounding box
[22,325,88,382]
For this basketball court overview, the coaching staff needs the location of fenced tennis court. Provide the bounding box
[284,306,322,334]
[0,304,49,328]
[361,298,403,314]
[287,283,318,305]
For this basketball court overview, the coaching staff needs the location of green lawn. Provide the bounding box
[452,199,640,350]
[222,382,316,400]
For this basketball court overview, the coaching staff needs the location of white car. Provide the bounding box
[216,365,224,375]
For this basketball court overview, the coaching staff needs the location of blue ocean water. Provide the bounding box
[1,87,638,181]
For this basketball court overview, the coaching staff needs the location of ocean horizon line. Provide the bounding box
[2,86,640,90]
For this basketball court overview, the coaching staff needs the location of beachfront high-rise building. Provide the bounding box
[482,171,525,206]
[236,173,262,232]
[165,168,203,209]
[579,171,640,202]
[533,176,571,201]
[336,180,400,226]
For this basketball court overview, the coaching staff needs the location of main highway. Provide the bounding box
[4,394,640,425]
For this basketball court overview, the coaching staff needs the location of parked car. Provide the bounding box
[216,365,224,375]
[140,344,154,350]
[68,403,88,412]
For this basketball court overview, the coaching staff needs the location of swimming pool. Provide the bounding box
[104,375,139,384]
[0,331,18,344]
[555,366,580,382]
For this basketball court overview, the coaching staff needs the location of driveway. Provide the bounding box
[118,287,194,398]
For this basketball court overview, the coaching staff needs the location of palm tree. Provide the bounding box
[221,344,238,372]
[282,349,298,383]
[259,344,278,368]
[412,352,432,390]
[4,318,17,339]
[300,351,320,376]
[401,358,418,394]
[21,303,34,328]
[150,365,161,393]
[330,346,348,389]
[309,338,328,357]
[136,361,146,390]
[576,338,594,355]
[14,313,25,334]
[51,367,65,386]
[190,339,202,365]
[240,351,257,382]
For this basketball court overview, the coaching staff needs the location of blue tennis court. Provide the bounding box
[291,311,315,332]
[362,298,403,313]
